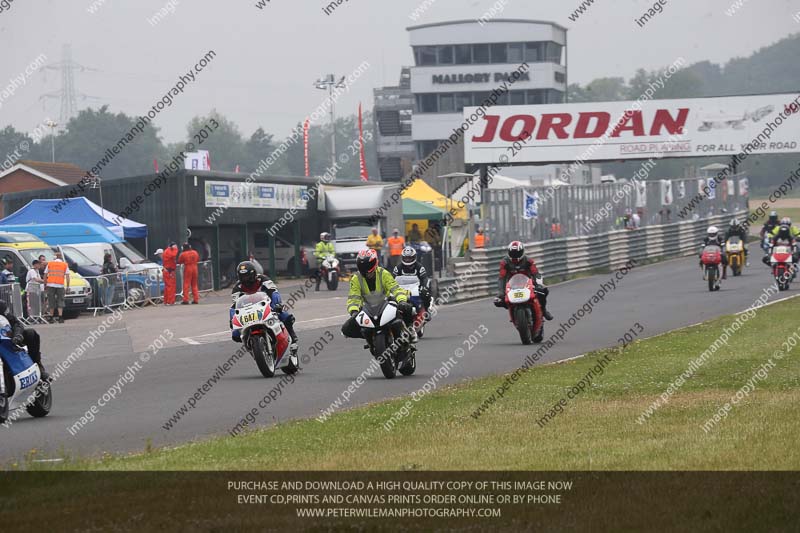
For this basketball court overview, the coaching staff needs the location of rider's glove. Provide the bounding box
[396,301,412,314]
[272,303,284,314]
[350,309,359,317]
[12,334,24,347]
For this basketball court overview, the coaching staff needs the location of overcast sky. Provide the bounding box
[1,0,798,143]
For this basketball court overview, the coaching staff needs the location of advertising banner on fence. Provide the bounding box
[464,93,800,164]
[204,181,309,210]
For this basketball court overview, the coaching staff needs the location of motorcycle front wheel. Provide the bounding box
[372,333,397,379]
[26,381,52,418]
[707,267,718,292]
[251,335,276,378]
[327,272,339,291]
[514,306,533,345]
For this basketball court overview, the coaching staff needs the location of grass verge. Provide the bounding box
[18,297,800,471]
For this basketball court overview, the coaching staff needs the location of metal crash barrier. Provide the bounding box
[0,282,25,320]
[22,281,48,324]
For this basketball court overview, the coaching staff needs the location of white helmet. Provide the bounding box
[707,226,719,238]
[320,232,330,242]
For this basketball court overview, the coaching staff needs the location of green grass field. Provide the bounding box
[15,297,800,471]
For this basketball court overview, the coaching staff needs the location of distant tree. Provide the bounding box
[46,106,165,178]
[0,126,34,166]
[185,110,247,173]
[242,127,288,175]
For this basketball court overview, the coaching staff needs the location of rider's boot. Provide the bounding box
[722,265,728,280]
[37,362,50,382]
[285,322,299,352]
[315,277,321,291]
[538,294,554,321]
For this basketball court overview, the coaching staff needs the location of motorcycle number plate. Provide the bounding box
[240,306,260,325]
[513,291,526,299]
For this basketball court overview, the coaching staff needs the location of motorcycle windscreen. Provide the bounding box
[363,292,387,318]
[507,273,531,289]
[395,275,421,296]
[235,293,269,308]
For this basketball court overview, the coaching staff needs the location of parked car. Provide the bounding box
[0,232,92,317]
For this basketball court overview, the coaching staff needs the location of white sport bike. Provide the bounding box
[231,293,299,378]
[320,254,341,291]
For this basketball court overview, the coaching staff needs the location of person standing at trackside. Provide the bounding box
[178,243,200,304]
[37,255,47,278]
[550,218,562,239]
[102,252,119,308]
[313,232,335,291]
[386,228,405,270]
[44,251,70,323]
[366,227,384,265]
[407,223,422,244]
[154,248,164,266]
[23,259,45,318]
[0,257,16,284]
[162,242,179,305]
[474,227,487,249]
[424,223,441,249]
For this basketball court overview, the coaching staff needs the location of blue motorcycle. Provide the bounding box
[0,323,52,425]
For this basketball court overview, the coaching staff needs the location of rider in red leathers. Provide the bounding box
[496,241,553,320]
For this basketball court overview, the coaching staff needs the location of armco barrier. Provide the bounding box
[438,212,746,303]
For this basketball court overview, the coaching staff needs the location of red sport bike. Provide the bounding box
[700,244,723,292]
[494,273,544,345]
[768,245,795,291]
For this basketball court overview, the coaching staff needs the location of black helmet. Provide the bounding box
[769,211,778,223]
[237,261,258,286]
[507,241,524,264]
[401,246,417,267]
[356,249,379,277]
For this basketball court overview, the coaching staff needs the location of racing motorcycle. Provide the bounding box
[768,245,795,291]
[395,274,429,339]
[354,293,416,379]
[700,244,723,292]
[761,234,773,253]
[494,273,544,345]
[231,293,299,378]
[0,321,52,425]
[726,236,745,276]
[319,254,341,291]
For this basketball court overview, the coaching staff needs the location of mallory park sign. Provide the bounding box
[432,71,531,84]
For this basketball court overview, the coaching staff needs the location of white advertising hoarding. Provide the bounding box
[464,93,800,164]
[204,180,309,210]
[185,150,211,170]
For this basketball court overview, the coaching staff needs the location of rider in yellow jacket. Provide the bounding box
[341,249,415,341]
[314,232,336,291]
